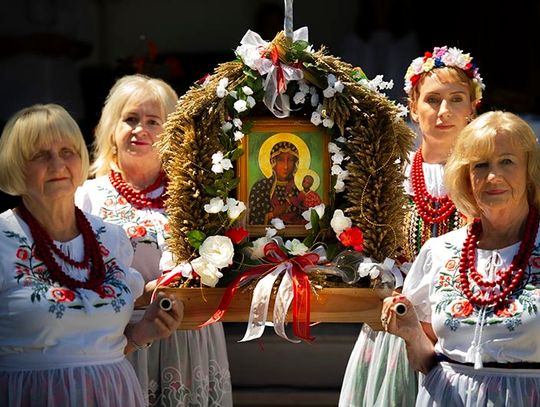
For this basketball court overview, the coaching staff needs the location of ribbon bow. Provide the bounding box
[201,240,320,342]
[235,28,308,118]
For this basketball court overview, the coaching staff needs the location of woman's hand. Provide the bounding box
[381,294,420,341]
[380,293,436,374]
[125,292,183,353]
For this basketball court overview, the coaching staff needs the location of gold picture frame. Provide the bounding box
[238,117,331,237]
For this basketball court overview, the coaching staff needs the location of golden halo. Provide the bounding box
[258,133,310,178]
[295,168,320,192]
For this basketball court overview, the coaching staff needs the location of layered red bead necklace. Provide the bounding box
[459,207,539,307]
[18,204,106,291]
[411,148,457,223]
[109,170,167,209]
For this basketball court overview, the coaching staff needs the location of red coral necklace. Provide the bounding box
[18,204,106,291]
[459,207,539,307]
[109,170,166,209]
[411,148,456,223]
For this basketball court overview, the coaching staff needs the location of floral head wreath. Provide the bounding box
[404,46,485,101]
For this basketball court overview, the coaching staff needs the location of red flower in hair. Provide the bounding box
[225,227,249,244]
[410,74,420,87]
[338,227,364,251]
[423,51,432,61]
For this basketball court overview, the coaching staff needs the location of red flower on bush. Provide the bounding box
[449,298,473,318]
[338,227,364,251]
[51,288,75,302]
[225,227,249,244]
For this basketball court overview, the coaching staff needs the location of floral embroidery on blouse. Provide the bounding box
[97,185,170,251]
[434,241,540,332]
[6,226,131,318]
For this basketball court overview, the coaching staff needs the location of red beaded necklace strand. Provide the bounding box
[109,170,167,209]
[459,207,539,307]
[411,148,457,223]
[18,204,106,291]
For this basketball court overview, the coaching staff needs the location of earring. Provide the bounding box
[112,145,117,155]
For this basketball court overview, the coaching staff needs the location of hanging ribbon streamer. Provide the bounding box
[200,241,319,342]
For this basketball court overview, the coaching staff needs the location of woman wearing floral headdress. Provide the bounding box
[249,140,304,225]
[339,46,484,407]
[76,75,232,406]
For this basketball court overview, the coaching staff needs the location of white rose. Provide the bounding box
[234,100,248,113]
[242,86,254,95]
[330,209,352,235]
[191,257,222,287]
[199,235,235,268]
[270,218,285,230]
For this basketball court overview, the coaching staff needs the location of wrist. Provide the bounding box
[125,324,152,350]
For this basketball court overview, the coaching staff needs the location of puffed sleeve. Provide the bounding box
[74,180,93,212]
[402,238,435,323]
[115,229,144,299]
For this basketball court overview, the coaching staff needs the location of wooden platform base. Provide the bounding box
[157,287,391,331]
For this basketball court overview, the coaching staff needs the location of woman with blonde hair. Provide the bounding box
[0,104,182,406]
[76,74,233,406]
[383,111,540,406]
[340,46,484,406]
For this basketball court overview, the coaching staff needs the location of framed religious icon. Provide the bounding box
[238,118,331,236]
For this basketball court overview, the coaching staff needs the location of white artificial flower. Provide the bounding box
[246,96,256,108]
[310,92,319,107]
[228,90,238,99]
[323,87,336,98]
[357,261,380,280]
[302,203,325,229]
[298,81,310,94]
[334,81,344,93]
[284,239,308,256]
[330,209,352,235]
[216,78,229,98]
[334,179,345,192]
[226,198,246,220]
[293,91,306,105]
[270,218,285,230]
[211,151,233,173]
[221,122,233,132]
[250,236,270,259]
[218,78,229,88]
[234,131,245,141]
[327,74,337,87]
[216,87,228,98]
[233,118,243,128]
[199,235,235,269]
[331,164,344,176]
[328,142,341,155]
[337,169,349,180]
[234,100,248,113]
[265,227,277,238]
[310,111,322,126]
[336,136,347,143]
[323,118,334,128]
[204,197,226,213]
[191,257,222,287]
[242,86,254,95]
[331,151,344,164]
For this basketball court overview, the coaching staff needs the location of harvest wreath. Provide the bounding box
[156,27,414,340]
